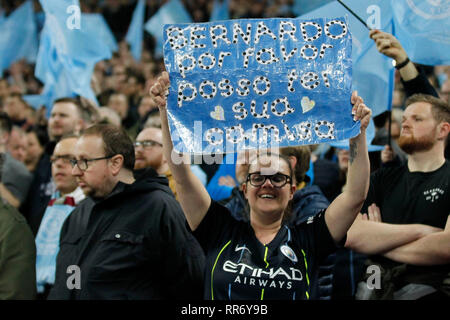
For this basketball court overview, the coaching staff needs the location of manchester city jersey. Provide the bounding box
[193,201,340,300]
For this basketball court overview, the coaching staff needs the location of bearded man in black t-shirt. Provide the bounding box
[346,94,450,300]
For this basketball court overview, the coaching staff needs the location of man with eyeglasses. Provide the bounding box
[35,135,85,299]
[134,127,166,173]
[48,124,205,300]
[21,97,86,236]
[134,127,177,197]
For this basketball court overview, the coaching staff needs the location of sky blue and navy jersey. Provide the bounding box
[193,201,341,300]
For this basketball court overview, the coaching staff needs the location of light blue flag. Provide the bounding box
[35,0,113,110]
[210,0,230,22]
[31,27,95,111]
[23,92,52,109]
[39,0,111,60]
[145,0,192,58]
[84,13,118,53]
[0,1,38,76]
[301,0,395,117]
[125,0,145,61]
[391,0,450,66]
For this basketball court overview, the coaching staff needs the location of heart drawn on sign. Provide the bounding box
[301,96,316,113]
[210,106,225,121]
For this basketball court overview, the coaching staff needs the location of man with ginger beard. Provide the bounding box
[134,127,176,197]
[134,127,207,198]
[345,94,450,300]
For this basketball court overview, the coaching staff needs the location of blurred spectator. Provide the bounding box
[0,152,36,300]
[440,79,450,104]
[143,111,162,128]
[138,94,158,118]
[124,68,146,109]
[373,108,408,166]
[97,106,122,127]
[0,112,32,209]
[309,145,341,202]
[392,89,406,109]
[0,79,9,106]
[3,93,31,129]
[35,135,85,300]
[7,126,27,163]
[107,93,129,123]
[21,98,86,236]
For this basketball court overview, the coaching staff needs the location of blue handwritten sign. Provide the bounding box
[163,17,359,154]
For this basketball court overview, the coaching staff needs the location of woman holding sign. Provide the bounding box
[151,71,371,300]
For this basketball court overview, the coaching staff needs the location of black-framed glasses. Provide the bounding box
[246,172,292,188]
[70,155,114,171]
[134,140,163,148]
[50,155,73,165]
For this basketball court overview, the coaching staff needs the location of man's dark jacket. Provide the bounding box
[48,168,205,300]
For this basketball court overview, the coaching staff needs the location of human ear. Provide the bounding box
[290,184,296,200]
[437,122,450,141]
[242,182,248,200]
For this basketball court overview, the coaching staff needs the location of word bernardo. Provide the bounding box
[167,19,347,77]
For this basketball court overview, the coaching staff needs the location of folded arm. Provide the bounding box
[383,215,450,266]
[345,204,444,256]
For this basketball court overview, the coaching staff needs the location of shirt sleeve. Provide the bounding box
[401,69,439,98]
